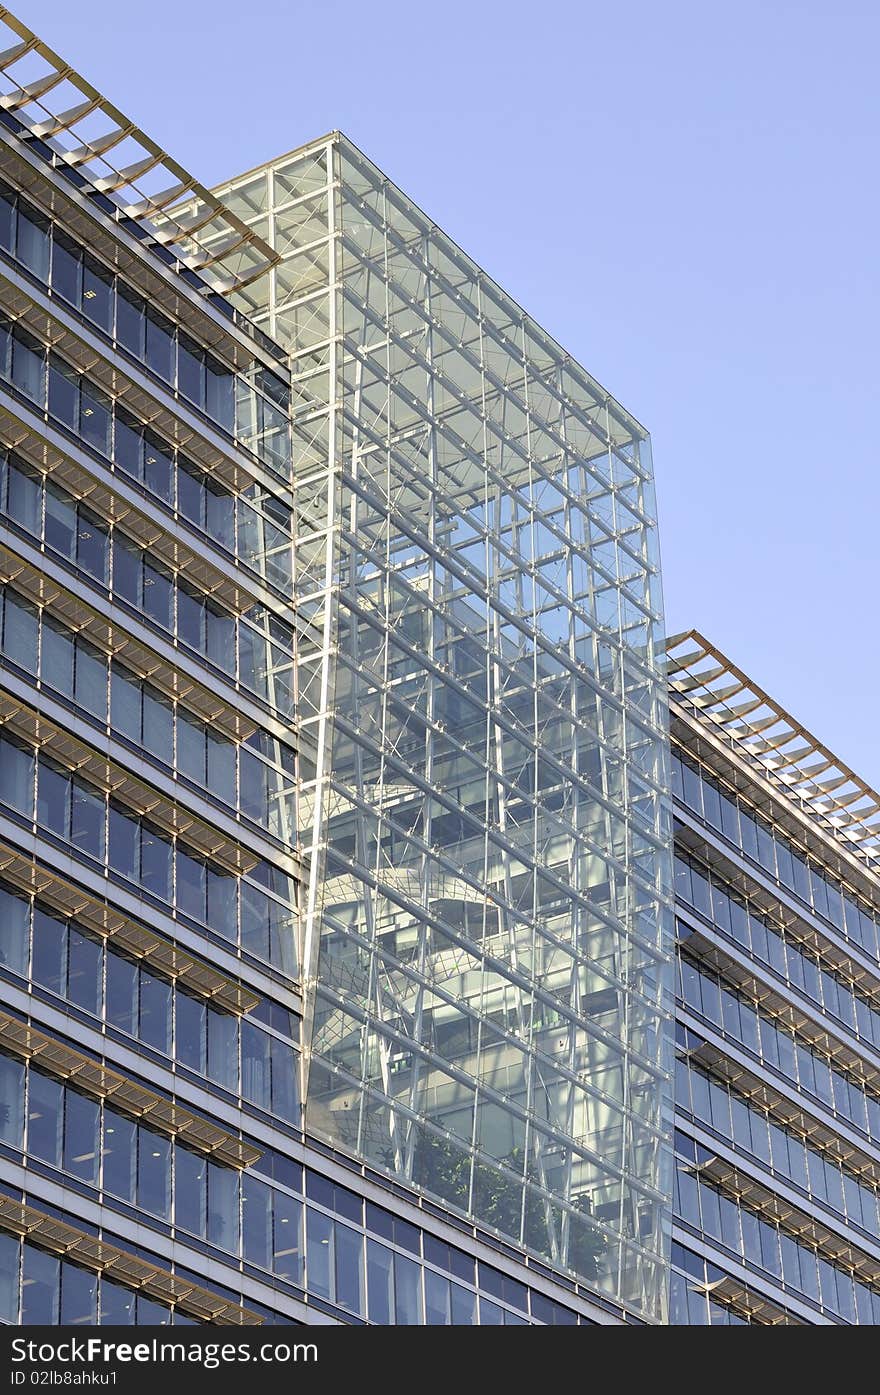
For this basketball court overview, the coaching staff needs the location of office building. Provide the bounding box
[669,631,880,1325]
[0,9,673,1326]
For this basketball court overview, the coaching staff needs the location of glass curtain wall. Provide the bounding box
[220,135,674,1320]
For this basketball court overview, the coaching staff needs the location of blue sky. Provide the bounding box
[22,0,880,783]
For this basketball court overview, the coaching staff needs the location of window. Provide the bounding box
[60,1262,97,1326]
[32,909,66,994]
[42,615,74,696]
[106,953,138,1036]
[138,1126,171,1218]
[79,379,111,454]
[5,457,41,534]
[76,506,109,583]
[63,1089,99,1184]
[52,231,82,306]
[81,255,113,334]
[71,780,105,860]
[175,1146,206,1238]
[28,1070,63,1166]
[21,1246,59,1324]
[45,484,76,559]
[272,1190,302,1284]
[0,736,33,816]
[0,1052,24,1148]
[140,972,171,1053]
[116,285,144,357]
[367,1240,393,1324]
[67,929,102,1016]
[0,884,28,976]
[176,992,205,1073]
[207,1161,238,1252]
[146,311,174,383]
[306,1208,333,1299]
[16,204,49,280]
[11,328,44,402]
[102,1109,136,1202]
[37,759,70,839]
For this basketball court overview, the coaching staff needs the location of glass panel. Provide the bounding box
[138,1127,171,1217]
[140,972,172,1052]
[21,1245,59,1324]
[81,255,113,333]
[367,1239,394,1323]
[306,1208,333,1299]
[272,1190,302,1284]
[17,205,49,280]
[102,1109,136,1202]
[0,1052,25,1148]
[28,1070,63,1165]
[63,1090,99,1184]
[67,929,102,1015]
[175,1146,207,1238]
[0,884,28,976]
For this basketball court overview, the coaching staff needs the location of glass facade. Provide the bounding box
[669,631,880,1325]
[0,9,674,1328]
[217,134,674,1321]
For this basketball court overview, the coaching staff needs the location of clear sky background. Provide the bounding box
[21,0,880,783]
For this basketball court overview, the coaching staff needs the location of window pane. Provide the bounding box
[21,1245,58,1324]
[207,1161,239,1252]
[306,1208,333,1299]
[207,1008,237,1091]
[52,231,81,304]
[108,803,139,881]
[32,908,66,994]
[142,561,173,629]
[0,1230,17,1323]
[80,382,112,456]
[143,435,173,503]
[5,458,41,535]
[28,1070,63,1165]
[42,616,74,696]
[178,336,205,409]
[45,485,76,559]
[71,781,105,860]
[394,1253,423,1324]
[176,847,206,922]
[102,1109,136,1202]
[140,823,172,900]
[63,1089,99,1183]
[273,1190,302,1284]
[146,312,174,382]
[142,690,173,764]
[335,1223,364,1314]
[100,1280,135,1324]
[76,507,109,583]
[67,929,102,1015]
[177,462,204,528]
[74,639,107,720]
[37,760,69,838]
[116,285,144,357]
[140,972,171,1052]
[138,1127,171,1217]
[48,356,78,430]
[106,953,138,1036]
[177,712,206,784]
[176,992,205,1072]
[17,205,49,280]
[0,1051,25,1148]
[241,1172,271,1268]
[0,736,33,815]
[81,256,113,333]
[367,1239,393,1324]
[175,1146,206,1238]
[0,884,28,976]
